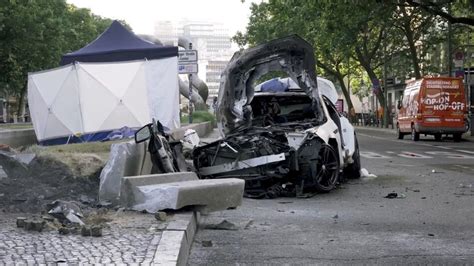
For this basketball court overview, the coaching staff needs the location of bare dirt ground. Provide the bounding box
[0,141,116,213]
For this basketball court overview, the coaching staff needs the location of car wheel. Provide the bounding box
[434,133,442,141]
[411,126,419,141]
[314,144,340,192]
[453,133,462,142]
[397,126,404,140]
[344,136,361,179]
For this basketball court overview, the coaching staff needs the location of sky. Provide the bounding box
[66,0,260,36]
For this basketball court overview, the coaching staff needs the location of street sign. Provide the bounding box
[178,50,198,62]
[454,50,464,61]
[453,50,464,68]
[178,63,198,74]
[386,77,394,86]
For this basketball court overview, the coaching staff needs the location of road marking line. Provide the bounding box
[386,151,395,154]
[425,151,474,159]
[360,151,391,159]
[428,145,452,150]
[456,150,474,155]
[398,152,433,159]
[357,132,468,151]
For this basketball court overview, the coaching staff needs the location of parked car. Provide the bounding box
[397,77,467,142]
[192,35,361,198]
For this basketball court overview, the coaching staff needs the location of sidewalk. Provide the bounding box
[0,210,198,265]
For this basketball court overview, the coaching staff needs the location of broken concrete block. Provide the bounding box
[58,227,70,235]
[120,172,198,206]
[99,141,151,204]
[25,219,45,232]
[16,217,27,228]
[0,166,7,179]
[81,226,91,236]
[154,211,167,222]
[131,178,245,213]
[90,225,102,237]
[13,153,36,165]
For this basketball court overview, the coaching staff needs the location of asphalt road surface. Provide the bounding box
[189,127,474,265]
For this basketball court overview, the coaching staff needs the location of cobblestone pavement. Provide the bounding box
[0,211,162,265]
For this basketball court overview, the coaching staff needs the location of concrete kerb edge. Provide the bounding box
[153,211,200,265]
[0,121,212,148]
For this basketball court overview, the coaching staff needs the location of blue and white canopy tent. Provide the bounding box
[28,21,180,145]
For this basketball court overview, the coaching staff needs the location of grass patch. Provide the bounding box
[181,111,216,126]
[0,123,33,130]
[25,139,129,161]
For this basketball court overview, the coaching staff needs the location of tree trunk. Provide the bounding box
[400,5,422,79]
[16,86,26,123]
[335,74,355,120]
[404,25,422,79]
[1,93,6,123]
[316,62,355,121]
[365,66,390,127]
[355,49,390,126]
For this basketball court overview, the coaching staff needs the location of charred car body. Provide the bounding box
[192,35,361,198]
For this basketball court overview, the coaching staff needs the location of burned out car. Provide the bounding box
[193,35,361,198]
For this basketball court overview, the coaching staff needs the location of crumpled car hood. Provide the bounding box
[216,35,324,136]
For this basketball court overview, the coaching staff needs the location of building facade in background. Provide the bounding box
[154,20,234,103]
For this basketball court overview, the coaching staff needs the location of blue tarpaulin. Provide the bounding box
[260,78,289,92]
[60,21,177,65]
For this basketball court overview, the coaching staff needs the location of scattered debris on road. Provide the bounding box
[47,200,85,225]
[154,211,167,222]
[360,168,377,179]
[203,220,238,231]
[201,240,213,247]
[384,192,406,199]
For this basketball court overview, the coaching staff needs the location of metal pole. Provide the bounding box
[383,30,389,128]
[188,42,193,124]
[469,33,473,136]
[447,3,452,77]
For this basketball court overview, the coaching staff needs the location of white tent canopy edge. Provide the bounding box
[28,58,179,142]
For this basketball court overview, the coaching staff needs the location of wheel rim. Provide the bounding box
[315,145,340,189]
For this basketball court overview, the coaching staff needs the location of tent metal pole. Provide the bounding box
[188,42,193,124]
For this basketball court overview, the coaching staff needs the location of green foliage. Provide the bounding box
[0,0,126,99]
[181,111,216,126]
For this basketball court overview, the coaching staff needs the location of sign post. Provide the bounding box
[178,48,198,124]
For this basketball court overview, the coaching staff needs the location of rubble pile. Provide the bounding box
[0,148,103,213]
[15,200,108,237]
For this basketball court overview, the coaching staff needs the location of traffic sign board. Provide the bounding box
[178,63,198,74]
[454,50,464,61]
[178,50,198,62]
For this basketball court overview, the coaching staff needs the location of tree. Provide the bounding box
[0,0,119,122]
[404,0,474,26]
[233,0,358,120]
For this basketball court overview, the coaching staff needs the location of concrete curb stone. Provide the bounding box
[153,211,199,266]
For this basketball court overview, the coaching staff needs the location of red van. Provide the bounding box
[397,77,467,142]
